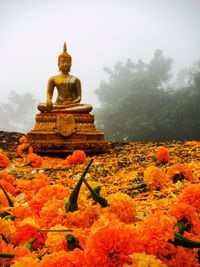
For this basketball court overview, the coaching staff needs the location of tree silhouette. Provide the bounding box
[95,50,200,141]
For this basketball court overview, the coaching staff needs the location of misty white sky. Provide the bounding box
[0,0,200,107]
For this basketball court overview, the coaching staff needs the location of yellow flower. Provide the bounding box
[10,256,39,267]
[45,225,68,253]
[144,166,166,190]
[106,192,136,223]
[124,253,167,267]
[19,217,40,228]
[0,217,16,243]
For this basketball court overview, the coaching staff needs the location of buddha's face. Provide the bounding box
[58,57,71,72]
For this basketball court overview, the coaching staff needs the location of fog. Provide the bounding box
[0,0,200,114]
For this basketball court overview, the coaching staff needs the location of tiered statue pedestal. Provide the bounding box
[26,111,107,154]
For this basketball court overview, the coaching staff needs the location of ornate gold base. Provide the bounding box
[26,111,107,153]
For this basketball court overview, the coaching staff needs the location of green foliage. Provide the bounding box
[95,50,200,141]
[65,159,93,213]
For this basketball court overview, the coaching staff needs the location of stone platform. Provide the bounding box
[26,111,107,154]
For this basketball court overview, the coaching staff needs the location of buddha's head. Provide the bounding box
[58,43,72,73]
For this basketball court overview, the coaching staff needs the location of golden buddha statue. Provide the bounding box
[38,43,92,113]
[27,42,106,153]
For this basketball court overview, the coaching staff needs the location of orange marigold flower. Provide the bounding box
[183,231,200,242]
[72,228,91,249]
[39,198,65,228]
[106,192,136,223]
[85,220,137,267]
[144,166,166,190]
[0,172,15,184]
[62,155,74,166]
[138,211,176,256]
[24,153,42,168]
[65,205,99,228]
[36,184,70,203]
[0,190,14,209]
[45,226,89,254]
[12,205,33,221]
[0,239,15,266]
[71,150,87,164]
[28,198,44,217]
[45,225,68,253]
[156,146,170,163]
[16,143,33,157]
[39,249,85,267]
[0,152,10,168]
[0,217,16,243]
[0,172,15,195]
[62,150,87,166]
[167,164,195,182]
[15,217,45,249]
[33,173,50,189]
[168,202,200,235]
[178,185,200,212]
[16,173,50,197]
[124,253,167,267]
[28,184,70,217]
[161,245,199,267]
[0,180,15,195]
[11,256,39,267]
[14,246,36,260]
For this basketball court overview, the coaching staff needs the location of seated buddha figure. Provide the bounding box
[38,43,92,113]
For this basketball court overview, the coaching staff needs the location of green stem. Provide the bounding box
[0,253,15,258]
[4,214,15,220]
[0,212,10,218]
[65,159,93,212]
[131,183,147,190]
[38,229,72,232]
[174,232,200,248]
[44,167,70,171]
[66,234,81,251]
[23,143,34,154]
[21,162,32,167]
[83,178,108,207]
[87,186,101,199]
[176,217,190,234]
[23,238,37,251]
[0,184,14,207]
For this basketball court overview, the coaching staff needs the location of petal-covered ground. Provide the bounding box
[0,132,200,266]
